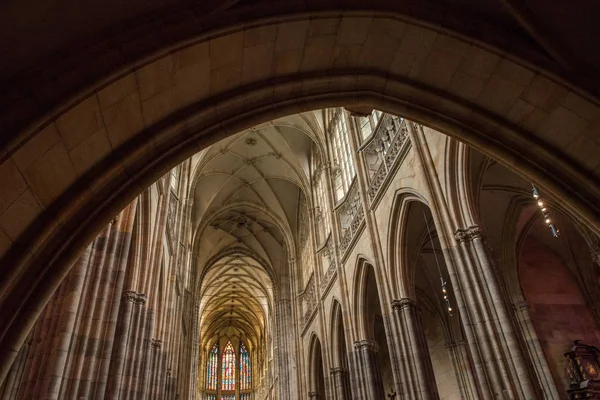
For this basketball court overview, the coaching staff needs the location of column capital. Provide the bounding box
[122,290,137,303]
[354,339,379,352]
[512,300,529,311]
[444,340,467,350]
[454,225,485,243]
[308,391,319,399]
[135,293,147,305]
[391,298,416,311]
[329,367,346,375]
[151,339,162,349]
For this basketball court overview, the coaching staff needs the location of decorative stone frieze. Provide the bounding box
[302,276,318,329]
[329,367,346,375]
[366,117,409,201]
[338,181,365,255]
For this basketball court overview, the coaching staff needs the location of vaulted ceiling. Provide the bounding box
[194,112,323,347]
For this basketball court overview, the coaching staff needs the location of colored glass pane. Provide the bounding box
[241,394,252,400]
[240,342,251,390]
[206,343,218,390]
[221,341,236,391]
[207,395,217,400]
[221,395,235,400]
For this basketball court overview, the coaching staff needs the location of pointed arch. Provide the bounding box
[240,341,251,390]
[308,333,326,397]
[387,190,429,300]
[206,342,219,391]
[221,341,236,391]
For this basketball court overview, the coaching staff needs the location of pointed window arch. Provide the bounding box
[206,343,219,390]
[221,341,236,391]
[240,341,251,390]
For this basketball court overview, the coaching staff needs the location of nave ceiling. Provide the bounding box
[193,112,323,349]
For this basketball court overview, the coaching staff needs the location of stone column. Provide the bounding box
[445,340,478,400]
[329,367,350,400]
[512,300,560,399]
[274,298,298,400]
[390,299,438,400]
[451,226,538,399]
[353,340,384,400]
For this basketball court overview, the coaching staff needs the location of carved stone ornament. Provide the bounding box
[151,339,163,349]
[512,300,529,311]
[564,340,600,399]
[354,339,379,352]
[122,290,137,303]
[135,293,147,305]
[454,225,485,243]
[330,367,346,375]
[392,298,416,311]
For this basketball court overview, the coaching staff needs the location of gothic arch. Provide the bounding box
[352,256,377,340]
[308,334,326,398]
[329,299,346,369]
[2,11,600,381]
[387,190,429,300]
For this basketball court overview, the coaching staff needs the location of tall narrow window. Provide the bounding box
[240,342,251,390]
[207,395,216,400]
[241,394,252,400]
[221,341,236,391]
[221,396,235,400]
[206,343,219,390]
[329,109,356,202]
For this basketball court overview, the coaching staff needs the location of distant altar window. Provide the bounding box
[205,340,253,399]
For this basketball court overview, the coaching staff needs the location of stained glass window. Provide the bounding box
[221,395,235,400]
[206,343,218,390]
[207,395,216,400]
[241,394,252,400]
[240,341,251,390]
[221,341,236,391]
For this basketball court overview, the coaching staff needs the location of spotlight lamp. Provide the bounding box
[441,278,453,316]
[531,185,560,238]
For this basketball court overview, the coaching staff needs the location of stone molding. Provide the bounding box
[329,367,347,375]
[354,339,379,352]
[122,290,137,303]
[454,225,485,243]
[392,298,416,311]
[151,339,162,349]
[308,391,319,399]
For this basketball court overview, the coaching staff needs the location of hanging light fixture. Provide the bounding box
[531,185,560,237]
[422,206,453,316]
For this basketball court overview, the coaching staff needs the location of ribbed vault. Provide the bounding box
[193,112,322,389]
